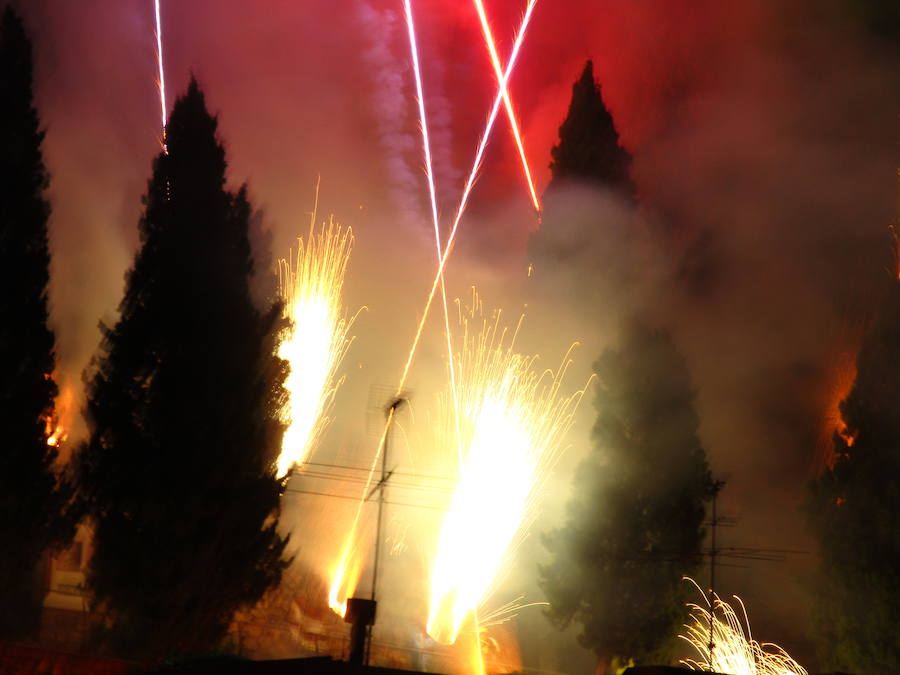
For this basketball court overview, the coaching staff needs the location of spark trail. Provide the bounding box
[327,0,539,617]
[426,295,584,645]
[472,0,540,212]
[680,579,808,675]
[153,0,167,152]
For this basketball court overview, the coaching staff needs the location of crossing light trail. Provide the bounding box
[396,0,538,394]
[328,0,539,618]
[472,0,540,212]
[153,0,168,152]
[403,0,462,462]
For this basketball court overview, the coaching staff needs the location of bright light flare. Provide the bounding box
[472,0,540,212]
[153,0,168,151]
[276,215,355,479]
[426,297,584,645]
[680,579,808,675]
[328,535,364,617]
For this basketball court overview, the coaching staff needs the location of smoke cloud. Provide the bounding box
[14,0,897,670]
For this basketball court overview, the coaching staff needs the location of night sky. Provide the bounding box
[12,0,898,670]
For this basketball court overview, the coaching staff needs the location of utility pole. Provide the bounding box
[365,396,404,665]
[707,479,725,671]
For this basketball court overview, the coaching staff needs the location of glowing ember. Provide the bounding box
[426,296,584,645]
[153,0,168,151]
[44,414,66,447]
[42,377,73,448]
[816,347,859,472]
[276,214,355,479]
[680,579,808,675]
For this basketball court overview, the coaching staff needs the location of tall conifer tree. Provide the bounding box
[548,60,632,193]
[78,80,289,659]
[0,5,74,639]
[528,60,634,274]
[808,281,900,672]
[541,323,715,669]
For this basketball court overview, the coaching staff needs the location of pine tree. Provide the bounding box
[541,323,715,668]
[77,80,290,659]
[527,60,634,278]
[0,5,74,639]
[548,60,632,193]
[808,281,900,673]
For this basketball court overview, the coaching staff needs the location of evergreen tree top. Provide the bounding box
[549,60,632,194]
[164,78,227,190]
[1,5,47,203]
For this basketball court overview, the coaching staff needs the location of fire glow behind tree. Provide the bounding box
[276,214,355,479]
[426,295,584,645]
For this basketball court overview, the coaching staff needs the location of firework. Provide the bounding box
[426,295,584,645]
[396,0,538,397]
[680,579,808,675]
[275,214,355,479]
[153,0,168,151]
[472,0,540,212]
[327,0,539,617]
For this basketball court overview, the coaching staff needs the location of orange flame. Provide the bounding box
[816,349,858,472]
[44,378,75,450]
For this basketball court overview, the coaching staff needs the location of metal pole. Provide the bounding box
[367,398,404,665]
[708,489,716,670]
[371,408,390,606]
[707,480,724,671]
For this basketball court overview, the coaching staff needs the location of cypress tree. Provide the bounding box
[548,60,632,193]
[808,281,900,672]
[77,80,290,659]
[541,323,716,669]
[0,5,74,639]
[527,60,634,275]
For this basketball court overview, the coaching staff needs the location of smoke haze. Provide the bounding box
[13,0,897,670]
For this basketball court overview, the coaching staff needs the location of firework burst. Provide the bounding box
[276,213,356,479]
[426,294,584,645]
[680,579,808,675]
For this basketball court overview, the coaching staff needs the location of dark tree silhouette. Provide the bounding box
[808,281,900,673]
[548,60,632,194]
[541,323,716,669]
[77,79,290,659]
[0,5,74,639]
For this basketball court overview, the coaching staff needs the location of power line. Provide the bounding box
[295,460,457,482]
[283,486,449,512]
[292,469,456,494]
